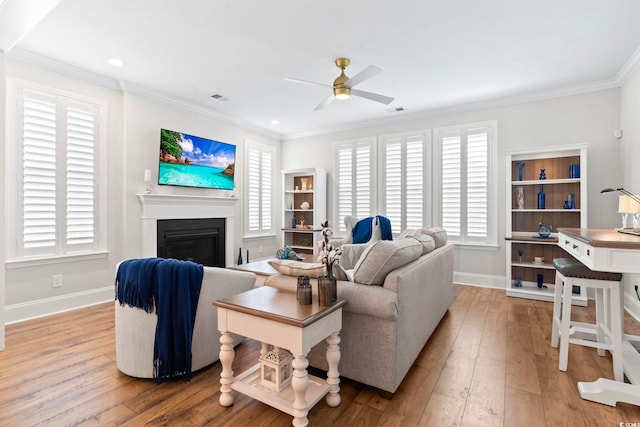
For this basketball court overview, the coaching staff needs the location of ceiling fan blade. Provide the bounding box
[314,95,334,110]
[284,77,331,88]
[351,89,394,105]
[345,65,382,88]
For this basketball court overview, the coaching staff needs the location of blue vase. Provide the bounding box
[538,185,545,209]
[539,169,546,180]
[516,161,525,181]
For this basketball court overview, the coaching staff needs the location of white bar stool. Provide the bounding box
[550,258,624,382]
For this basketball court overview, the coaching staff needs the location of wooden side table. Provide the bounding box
[214,286,345,426]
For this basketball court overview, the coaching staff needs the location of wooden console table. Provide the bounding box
[557,228,640,406]
[214,286,345,426]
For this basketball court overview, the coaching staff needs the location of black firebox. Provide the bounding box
[156,218,225,267]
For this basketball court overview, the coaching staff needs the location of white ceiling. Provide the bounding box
[2,0,640,139]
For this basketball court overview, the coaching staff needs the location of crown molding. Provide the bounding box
[8,48,122,90]
[281,77,621,141]
[7,48,631,143]
[118,80,281,140]
[616,45,640,85]
[7,48,282,141]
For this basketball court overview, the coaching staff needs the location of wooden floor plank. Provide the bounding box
[503,386,546,427]
[2,285,640,426]
[417,392,465,427]
[462,356,505,426]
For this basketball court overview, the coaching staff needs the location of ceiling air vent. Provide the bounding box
[210,94,229,102]
[386,106,405,113]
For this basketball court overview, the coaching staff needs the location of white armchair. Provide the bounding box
[115,264,256,378]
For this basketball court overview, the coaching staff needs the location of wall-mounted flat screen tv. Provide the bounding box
[158,129,236,190]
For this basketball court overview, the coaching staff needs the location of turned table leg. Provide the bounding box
[219,332,235,406]
[291,354,309,427]
[325,332,341,407]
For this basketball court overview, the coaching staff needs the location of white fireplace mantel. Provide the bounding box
[137,193,239,266]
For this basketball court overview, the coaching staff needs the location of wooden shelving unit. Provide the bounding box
[505,145,587,305]
[282,168,326,255]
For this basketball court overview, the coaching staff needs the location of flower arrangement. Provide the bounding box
[319,221,342,278]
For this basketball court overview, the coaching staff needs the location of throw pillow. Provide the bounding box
[268,259,326,278]
[333,263,353,282]
[352,239,422,285]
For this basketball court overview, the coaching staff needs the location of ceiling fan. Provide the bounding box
[285,58,394,110]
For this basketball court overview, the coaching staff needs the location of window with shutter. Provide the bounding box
[435,121,497,245]
[15,86,102,258]
[334,138,375,232]
[245,142,275,236]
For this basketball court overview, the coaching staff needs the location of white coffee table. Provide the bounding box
[214,286,345,427]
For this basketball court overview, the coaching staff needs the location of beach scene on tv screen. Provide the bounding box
[159,129,235,190]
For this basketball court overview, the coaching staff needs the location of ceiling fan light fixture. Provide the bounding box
[334,86,350,100]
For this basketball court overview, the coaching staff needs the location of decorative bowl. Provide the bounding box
[538,222,552,238]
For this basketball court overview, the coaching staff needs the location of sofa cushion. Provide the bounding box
[403,234,435,255]
[422,227,448,248]
[353,239,422,285]
[268,259,326,277]
[399,226,448,248]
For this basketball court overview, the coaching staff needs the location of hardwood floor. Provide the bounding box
[2,285,640,426]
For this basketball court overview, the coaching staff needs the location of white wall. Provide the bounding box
[0,51,7,348]
[621,64,640,319]
[283,89,623,288]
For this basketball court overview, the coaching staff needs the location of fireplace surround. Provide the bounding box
[137,194,238,267]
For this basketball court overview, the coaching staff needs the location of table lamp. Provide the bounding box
[601,187,640,233]
[618,195,630,229]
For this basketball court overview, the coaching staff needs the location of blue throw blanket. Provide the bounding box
[351,215,393,244]
[115,258,204,383]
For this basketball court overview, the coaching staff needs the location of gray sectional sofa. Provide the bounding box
[264,227,454,394]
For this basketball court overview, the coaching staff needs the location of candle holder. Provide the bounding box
[144,169,152,194]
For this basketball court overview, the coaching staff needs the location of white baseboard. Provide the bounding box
[5,286,113,324]
[454,271,505,290]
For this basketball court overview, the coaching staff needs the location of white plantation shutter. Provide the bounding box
[245,143,274,235]
[247,148,261,233]
[406,138,425,229]
[260,150,273,231]
[436,122,496,244]
[441,132,462,237]
[335,139,374,232]
[66,106,97,248]
[381,133,427,234]
[384,140,402,232]
[17,88,101,257]
[467,130,488,238]
[22,95,57,250]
